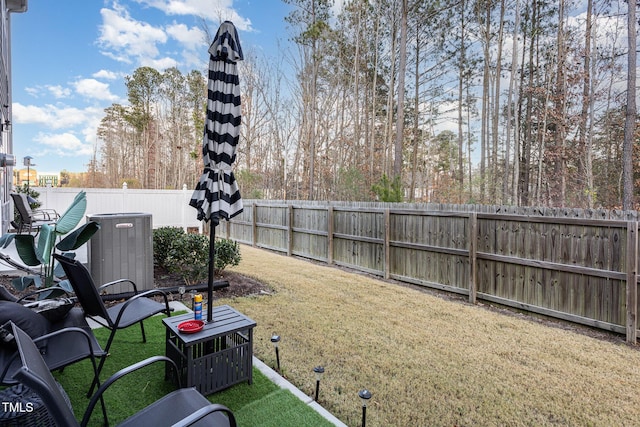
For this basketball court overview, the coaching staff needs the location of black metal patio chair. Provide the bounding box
[0,286,105,388]
[53,254,172,396]
[9,322,237,427]
[0,296,109,425]
[0,323,105,387]
[10,192,59,234]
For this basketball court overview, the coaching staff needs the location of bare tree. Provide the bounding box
[622,0,637,210]
[394,0,408,183]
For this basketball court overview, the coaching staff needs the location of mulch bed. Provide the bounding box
[153,265,271,299]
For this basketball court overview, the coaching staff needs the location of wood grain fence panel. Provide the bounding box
[290,207,328,260]
[229,201,640,339]
[256,227,287,253]
[252,205,288,251]
[229,221,253,245]
[331,210,384,273]
[255,205,288,229]
[333,237,383,274]
[292,206,328,234]
[228,205,253,245]
[292,232,328,261]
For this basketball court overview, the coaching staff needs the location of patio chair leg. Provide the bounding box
[140,321,147,343]
[78,345,108,425]
[88,329,117,397]
[88,355,108,426]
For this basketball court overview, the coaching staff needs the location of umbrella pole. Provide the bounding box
[208,219,218,323]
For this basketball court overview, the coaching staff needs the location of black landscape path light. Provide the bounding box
[313,366,325,402]
[358,389,372,427]
[271,334,281,372]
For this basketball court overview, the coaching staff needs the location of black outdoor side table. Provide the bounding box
[162,305,256,396]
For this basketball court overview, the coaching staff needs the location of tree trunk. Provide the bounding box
[575,0,593,207]
[622,0,637,209]
[505,0,520,204]
[492,0,505,202]
[394,0,408,185]
[457,0,466,202]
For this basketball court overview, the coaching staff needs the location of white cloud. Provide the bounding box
[98,1,252,72]
[24,85,71,99]
[24,87,39,98]
[98,3,167,65]
[166,22,208,67]
[13,103,104,161]
[167,22,206,50]
[140,56,179,70]
[73,78,120,102]
[45,85,72,99]
[12,103,100,130]
[34,132,94,157]
[92,69,119,80]
[136,0,253,31]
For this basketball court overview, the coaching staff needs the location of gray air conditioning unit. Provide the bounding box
[87,213,153,294]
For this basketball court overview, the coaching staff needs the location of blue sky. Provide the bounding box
[10,0,295,174]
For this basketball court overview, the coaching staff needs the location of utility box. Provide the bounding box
[87,213,153,294]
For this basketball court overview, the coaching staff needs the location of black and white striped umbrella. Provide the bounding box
[189,21,243,322]
[190,20,243,223]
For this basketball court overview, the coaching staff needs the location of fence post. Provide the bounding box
[182,184,188,232]
[384,208,390,280]
[121,182,127,212]
[287,204,293,257]
[626,221,638,343]
[469,212,477,304]
[252,203,257,247]
[327,206,334,265]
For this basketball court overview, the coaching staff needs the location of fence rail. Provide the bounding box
[226,200,640,343]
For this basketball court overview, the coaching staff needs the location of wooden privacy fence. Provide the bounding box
[224,201,639,343]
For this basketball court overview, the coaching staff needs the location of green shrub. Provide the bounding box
[153,226,185,268]
[213,238,241,273]
[164,232,209,287]
[155,225,242,286]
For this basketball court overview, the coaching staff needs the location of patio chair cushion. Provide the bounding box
[24,298,74,323]
[0,302,49,348]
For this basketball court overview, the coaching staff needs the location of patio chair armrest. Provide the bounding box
[82,356,180,426]
[32,209,59,221]
[16,286,71,304]
[33,326,105,358]
[133,289,169,300]
[98,279,138,294]
[171,404,237,427]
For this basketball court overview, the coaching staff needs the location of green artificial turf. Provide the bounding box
[52,313,333,427]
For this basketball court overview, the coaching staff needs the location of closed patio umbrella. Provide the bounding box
[189,21,243,322]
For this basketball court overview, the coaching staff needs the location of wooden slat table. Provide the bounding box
[163,305,256,395]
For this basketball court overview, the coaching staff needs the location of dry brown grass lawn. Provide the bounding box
[215,244,640,426]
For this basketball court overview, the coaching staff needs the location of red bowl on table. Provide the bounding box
[177,320,204,334]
